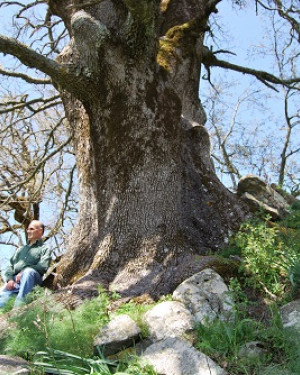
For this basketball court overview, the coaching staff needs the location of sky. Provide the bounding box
[0,0,299,270]
[200,1,299,188]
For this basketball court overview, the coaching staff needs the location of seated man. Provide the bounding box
[0,220,52,309]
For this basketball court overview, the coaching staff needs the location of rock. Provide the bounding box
[237,175,290,220]
[0,355,29,375]
[141,337,227,375]
[238,341,267,360]
[280,299,300,331]
[94,314,141,356]
[172,268,233,324]
[270,184,299,207]
[240,192,283,220]
[143,301,194,340]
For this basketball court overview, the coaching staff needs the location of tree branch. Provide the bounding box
[1,134,73,194]
[202,46,300,91]
[0,95,61,114]
[0,34,91,95]
[256,0,300,42]
[0,66,52,84]
[160,0,220,36]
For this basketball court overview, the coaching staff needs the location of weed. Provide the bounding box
[226,218,300,300]
[1,288,110,358]
[33,348,157,375]
[0,293,16,314]
[195,282,300,375]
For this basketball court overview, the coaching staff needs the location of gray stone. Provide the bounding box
[0,355,29,375]
[280,299,300,331]
[141,337,227,375]
[143,301,194,340]
[238,341,267,360]
[237,175,290,219]
[173,268,234,324]
[94,314,141,356]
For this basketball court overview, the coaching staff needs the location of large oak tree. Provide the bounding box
[0,0,299,297]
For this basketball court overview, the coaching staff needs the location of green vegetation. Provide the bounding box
[33,349,118,375]
[33,348,156,375]
[193,203,300,374]
[1,286,110,358]
[1,204,300,374]
[0,286,157,374]
[222,205,300,300]
[115,300,155,338]
[195,305,300,375]
[0,293,16,314]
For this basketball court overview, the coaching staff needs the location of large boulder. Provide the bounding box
[94,314,141,356]
[172,268,233,324]
[141,337,227,375]
[143,301,194,341]
[237,175,290,219]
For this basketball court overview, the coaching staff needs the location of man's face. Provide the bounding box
[27,221,43,243]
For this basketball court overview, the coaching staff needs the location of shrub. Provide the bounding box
[227,219,300,299]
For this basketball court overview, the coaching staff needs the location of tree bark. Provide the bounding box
[46,0,248,297]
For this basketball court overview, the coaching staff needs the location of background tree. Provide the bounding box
[0,0,299,297]
[0,2,76,269]
[202,1,299,194]
[0,93,77,263]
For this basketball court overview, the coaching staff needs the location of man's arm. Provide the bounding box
[3,252,18,282]
[3,253,18,289]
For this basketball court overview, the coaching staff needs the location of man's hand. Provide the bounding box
[6,280,15,290]
[15,272,22,284]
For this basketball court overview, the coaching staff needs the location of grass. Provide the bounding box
[114,301,156,338]
[1,286,110,358]
[32,348,157,375]
[0,286,158,374]
[1,204,300,374]
[200,206,300,373]
[195,294,300,375]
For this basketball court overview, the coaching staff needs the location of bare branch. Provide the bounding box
[256,0,300,42]
[0,66,51,84]
[0,95,61,114]
[202,46,300,91]
[0,34,90,95]
[1,134,73,194]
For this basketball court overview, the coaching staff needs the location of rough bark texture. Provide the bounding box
[47,0,248,297]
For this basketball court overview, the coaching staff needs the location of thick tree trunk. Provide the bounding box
[49,0,248,297]
[56,77,246,296]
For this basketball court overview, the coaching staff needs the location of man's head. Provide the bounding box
[27,220,44,244]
